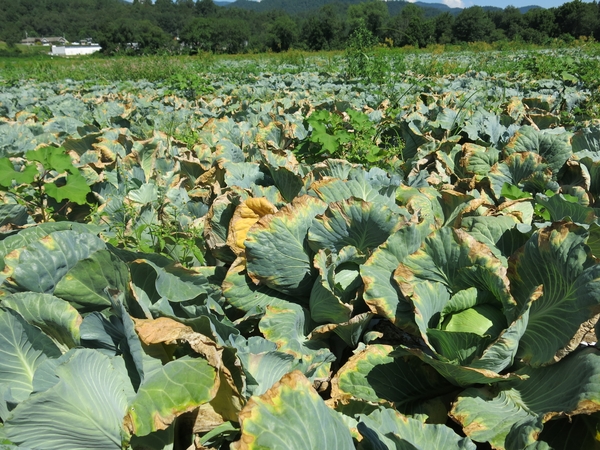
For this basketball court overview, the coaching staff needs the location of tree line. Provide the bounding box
[1,0,600,54]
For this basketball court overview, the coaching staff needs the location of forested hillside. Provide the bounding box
[1,0,600,54]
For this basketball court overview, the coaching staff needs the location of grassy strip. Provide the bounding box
[1,40,600,87]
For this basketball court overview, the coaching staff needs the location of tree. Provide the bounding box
[555,0,600,40]
[433,12,454,45]
[347,0,389,39]
[519,7,556,44]
[490,6,526,41]
[452,6,496,43]
[181,17,213,50]
[196,0,217,17]
[385,4,433,48]
[99,19,170,54]
[267,14,298,52]
[300,5,345,51]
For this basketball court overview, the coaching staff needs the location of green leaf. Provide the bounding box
[0,204,29,227]
[25,146,75,173]
[245,195,327,297]
[0,158,37,187]
[1,292,81,350]
[270,166,304,203]
[509,223,600,366]
[440,304,507,338]
[469,303,530,373]
[331,344,454,411]
[205,192,247,263]
[461,215,529,262]
[357,407,476,450]
[139,260,210,303]
[461,143,499,179]
[308,198,400,254]
[309,248,362,324]
[535,193,597,224]
[309,178,395,211]
[3,230,106,294]
[5,349,134,450]
[0,308,61,404]
[259,303,334,378]
[232,371,354,450]
[395,227,517,323]
[396,186,444,237]
[392,346,521,387]
[427,330,492,365]
[489,152,553,199]
[311,312,374,347]
[504,126,572,174]
[360,225,422,333]
[44,170,90,205]
[451,348,600,449]
[501,183,532,200]
[223,162,264,190]
[53,249,129,310]
[231,336,298,397]
[222,261,294,313]
[125,356,219,437]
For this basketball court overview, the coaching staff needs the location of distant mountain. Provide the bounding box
[218,0,543,17]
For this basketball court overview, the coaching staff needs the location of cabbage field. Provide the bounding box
[2,47,600,449]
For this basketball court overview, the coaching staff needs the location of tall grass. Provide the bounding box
[1,39,600,87]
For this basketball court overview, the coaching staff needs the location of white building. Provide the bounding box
[50,45,102,56]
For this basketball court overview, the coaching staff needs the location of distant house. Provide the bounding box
[21,36,67,46]
[50,44,101,56]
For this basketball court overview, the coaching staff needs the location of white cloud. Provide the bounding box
[442,0,465,7]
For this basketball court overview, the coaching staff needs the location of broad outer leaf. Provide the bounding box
[231,336,298,397]
[245,195,327,297]
[360,225,422,333]
[392,346,522,388]
[232,371,354,450]
[2,230,105,294]
[0,308,61,403]
[357,407,477,450]
[395,227,517,322]
[222,258,294,312]
[259,304,334,379]
[488,152,552,198]
[310,312,374,348]
[451,348,600,449]
[308,198,399,254]
[124,356,219,437]
[330,344,454,409]
[0,223,99,262]
[204,191,247,263]
[508,223,600,366]
[53,249,129,310]
[1,292,81,350]
[132,317,245,424]
[503,126,572,174]
[5,349,134,450]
